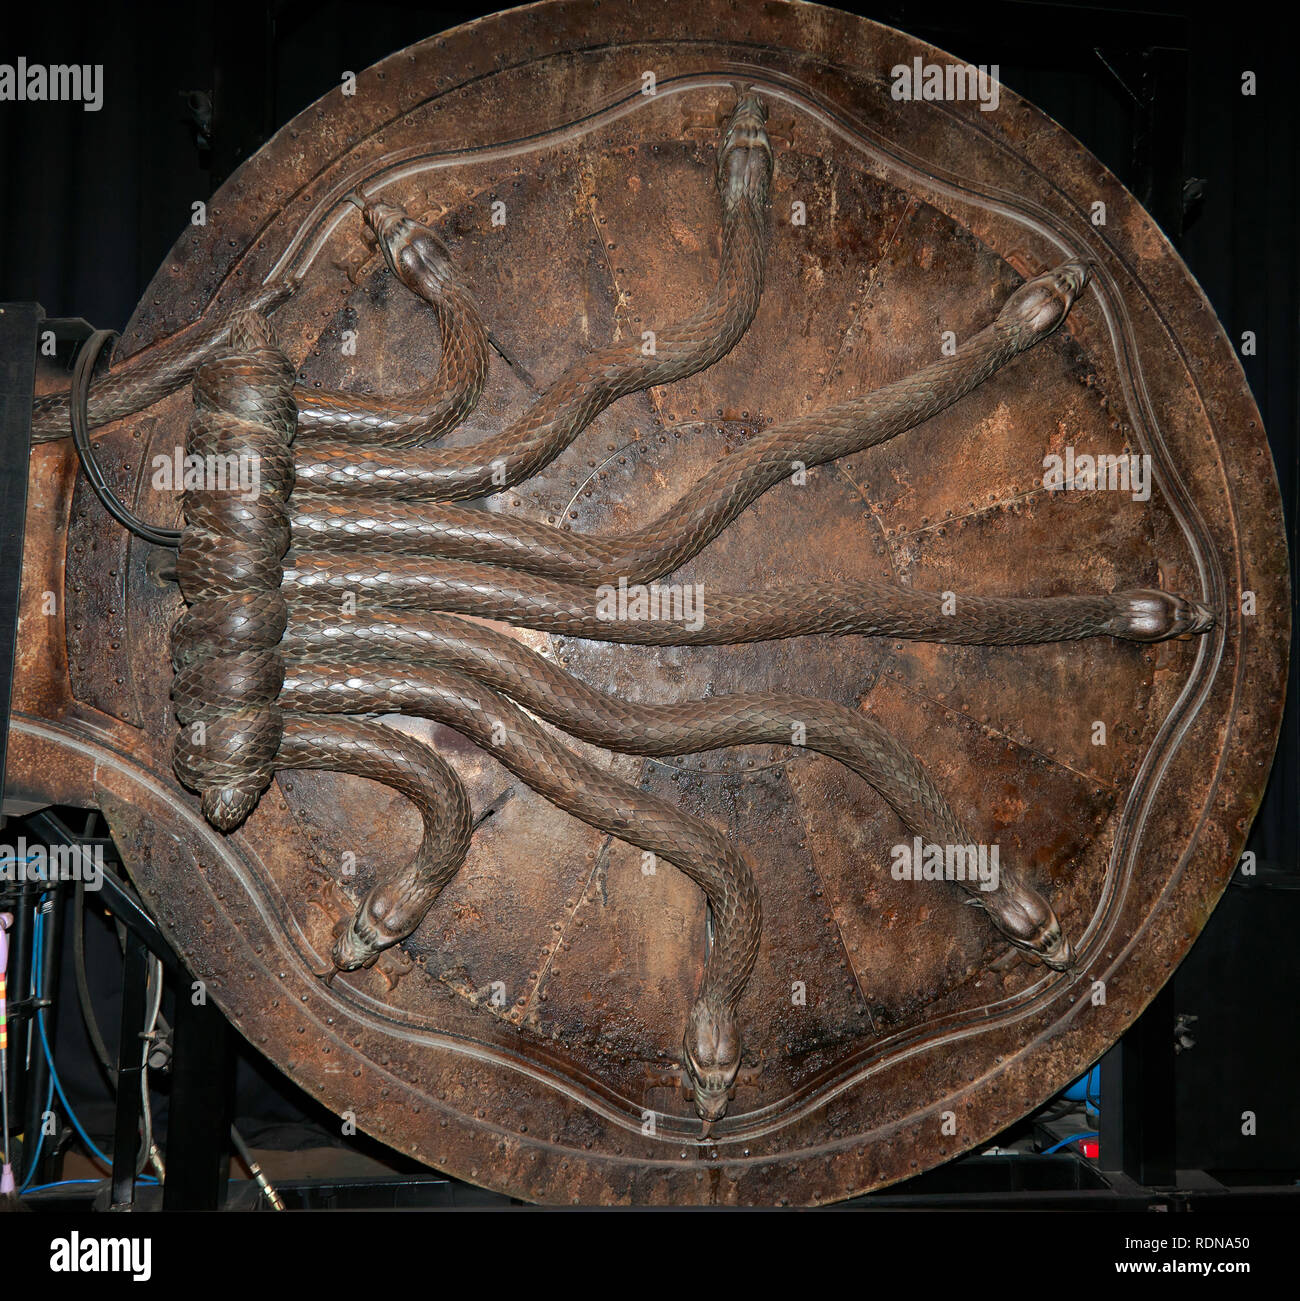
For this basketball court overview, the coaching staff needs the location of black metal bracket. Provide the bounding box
[109,932,150,1209]
[1099,982,1177,1186]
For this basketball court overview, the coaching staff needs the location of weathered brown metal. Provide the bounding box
[12,0,1289,1204]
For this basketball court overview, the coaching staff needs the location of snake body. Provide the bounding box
[279,660,762,1122]
[170,309,298,830]
[286,263,1087,578]
[282,561,1210,645]
[292,197,490,445]
[290,97,773,501]
[282,610,1072,968]
[32,279,297,443]
[33,201,489,447]
[277,715,473,970]
[45,90,1217,1127]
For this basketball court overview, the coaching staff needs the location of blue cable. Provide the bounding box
[18,898,116,1183]
[23,1176,159,1196]
[17,906,54,1191]
[1042,1129,1099,1155]
[36,989,113,1168]
[22,1179,104,1193]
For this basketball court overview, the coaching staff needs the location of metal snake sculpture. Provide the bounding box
[40,94,1216,1128]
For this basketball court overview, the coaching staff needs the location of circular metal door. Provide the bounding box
[15,0,1288,1204]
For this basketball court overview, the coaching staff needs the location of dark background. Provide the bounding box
[1,0,1295,1177]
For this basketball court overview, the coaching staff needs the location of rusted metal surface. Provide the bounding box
[12,0,1290,1204]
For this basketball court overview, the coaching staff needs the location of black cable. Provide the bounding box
[73,881,118,1088]
[1033,1096,1079,1123]
[74,892,155,1176]
[68,329,182,548]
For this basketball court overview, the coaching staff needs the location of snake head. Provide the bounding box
[683,998,741,1126]
[331,920,381,972]
[1000,259,1091,340]
[198,784,263,833]
[717,93,773,203]
[330,894,394,972]
[976,873,1074,971]
[358,197,457,298]
[1107,588,1217,642]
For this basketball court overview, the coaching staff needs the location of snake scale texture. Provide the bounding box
[43,93,1215,1126]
